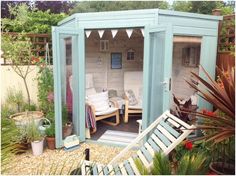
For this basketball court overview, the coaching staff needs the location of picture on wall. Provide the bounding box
[111,52,122,69]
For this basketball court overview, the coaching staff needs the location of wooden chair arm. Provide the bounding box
[109,99,119,108]
[86,102,96,115]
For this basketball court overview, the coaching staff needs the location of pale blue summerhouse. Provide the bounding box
[52,9,222,148]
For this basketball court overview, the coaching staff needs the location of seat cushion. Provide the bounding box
[129,102,142,110]
[95,107,118,116]
[87,91,109,112]
[125,89,138,106]
[86,88,96,96]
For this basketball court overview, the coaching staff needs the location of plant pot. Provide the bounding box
[209,162,235,175]
[10,111,44,127]
[46,136,55,150]
[31,138,44,156]
[63,122,73,138]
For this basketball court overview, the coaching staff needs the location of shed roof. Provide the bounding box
[58,8,222,26]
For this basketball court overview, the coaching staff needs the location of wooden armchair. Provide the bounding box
[87,95,120,134]
[123,71,143,123]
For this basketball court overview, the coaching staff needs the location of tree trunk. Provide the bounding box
[23,78,31,107]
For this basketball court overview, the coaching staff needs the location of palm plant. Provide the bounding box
[185,65,235,143]
[135,152,210,175]
[185,65,235,174]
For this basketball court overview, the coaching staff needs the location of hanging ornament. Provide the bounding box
[141,29,144,37]
[85,30,91,38]
[126,29,133,38]
[98,30,105,38]
[111,29,118,38]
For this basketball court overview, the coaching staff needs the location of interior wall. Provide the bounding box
[85,29,144,96]
[171,43,200,101]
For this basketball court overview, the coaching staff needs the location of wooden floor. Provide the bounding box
[91,115,141,140]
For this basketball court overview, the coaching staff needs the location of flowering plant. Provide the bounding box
[185,65,235,143]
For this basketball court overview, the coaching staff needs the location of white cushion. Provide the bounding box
[87,91,109,112]
[86,74,94,89]
[124,71,143,101]
[86,88,96,96]
[129,101,142,110]
[95,107,118,116]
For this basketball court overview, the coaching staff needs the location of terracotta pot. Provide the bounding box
[63,122,73,138]
[209,162,235,175]
[31,138,44,156]
[46,136,55,150]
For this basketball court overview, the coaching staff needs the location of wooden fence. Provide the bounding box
[2,32,52,65]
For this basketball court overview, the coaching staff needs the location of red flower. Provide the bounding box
[185,140,193,150]
[202,109,215,116]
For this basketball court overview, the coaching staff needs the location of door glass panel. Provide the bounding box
[61,37,74,139]
[148,30,166,124]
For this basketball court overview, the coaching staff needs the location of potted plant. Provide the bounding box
[26,120,44,156]
[45,123,55,150]
[185,65,235,174]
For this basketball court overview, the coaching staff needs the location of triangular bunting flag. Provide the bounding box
[85,30,91,38]
[141,29,144,37]
[126,29,133,38]
[111,29,118,38]
[98,30,105,38]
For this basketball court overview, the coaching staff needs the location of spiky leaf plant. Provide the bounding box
[1,118,21,173]
[185,65,235,143]
[151,152,172,175]
[177,152,210,175]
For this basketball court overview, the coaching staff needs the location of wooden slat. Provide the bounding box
[107,164,115,175]
[137,150,149,167]
[154,128,171,146]
[160,120,180,138]
[157,124,176,142]
[97,164,104,176]
[81,162,86,175]
[151,133,167,151]
[119,163,128,175]
[114,165,122,175]
[85,165,91,175]
[166,118,180,128]
[147,138,160,152]
[103,166,109,175]
[166,111,191,128]
[140,147,153,163]
[128,158,140,175]
[92,165,98,175]
[124,160,135,175]
[144,142,155,156]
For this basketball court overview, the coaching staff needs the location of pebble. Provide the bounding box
[2,142,136,175]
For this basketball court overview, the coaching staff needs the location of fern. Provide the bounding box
[151,152,172,175]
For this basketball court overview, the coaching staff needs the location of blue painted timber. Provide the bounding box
[52,8,222,146]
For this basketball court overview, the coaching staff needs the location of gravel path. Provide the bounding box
[2,142,136,175]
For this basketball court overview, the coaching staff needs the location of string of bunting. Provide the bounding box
[85,28,144,39]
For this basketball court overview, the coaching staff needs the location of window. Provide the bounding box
[100,40,109,52]
[182,47,200,67]
[127,48,135,61]
[111,53,122,69]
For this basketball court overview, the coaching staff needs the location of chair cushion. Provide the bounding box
[95,107,118,116]
[124,71,143,101]
[87,91,109,112]
[129,101,142,109]
[86,88,96,96]
[125,89,138,106]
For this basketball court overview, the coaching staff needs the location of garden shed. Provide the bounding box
[52,9,222,148]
